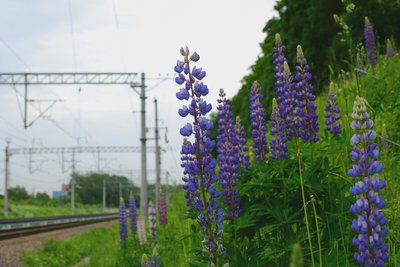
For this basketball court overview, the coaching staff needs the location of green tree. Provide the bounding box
[9,185,30,200]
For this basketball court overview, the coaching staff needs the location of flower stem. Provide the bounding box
[311,195,322,267]
[297,145,315,267]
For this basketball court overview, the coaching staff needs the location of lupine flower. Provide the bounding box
[175,47,224,262]
[129,191,137,235]
[348,96,388,266]
[364,17,377,67]
[273,34,295,140]
[148,201,157,247]
[325,83,342,134]
[150,247,160,267]
[141,254,148,267]
[250,81,269,161]
[137,214,147,245]
[234,116,250,168]
[157,192,168,225]
[293,45,319,143]
[217,88,241,218]
[270,98,288,159]
[386,39,395,57]
[119,198,128,249]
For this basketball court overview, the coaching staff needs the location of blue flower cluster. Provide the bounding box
[129,191,137,235]
[293,45,319,143]
[348,96,388,266]
[270,98,288,159]
[325,83,341,134]
[235,116,250,168]
[217,88,241,218]
[119,197,128,249]
[250,81,269,161]
[175,47,223,261]
[364,17,377,67]
[148,202,157,247]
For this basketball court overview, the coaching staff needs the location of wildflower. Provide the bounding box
[348,96,388,266]
[137,214,147,245]
[217,88,241,218]
[364,17,377,67]
[293,45,319,142]
[175,47,224,262]
[250,81,269,161]
[148,201,157,247]
[273,33,288,109]
[270,98,288,159]
[129,191,137,235]
[141,254,148,267]
[157,192,168,225]
[234,116,250,168]
[150,247,160,267]
[325,83,341,134]
[386,39,395,57]
[119,198,127,249]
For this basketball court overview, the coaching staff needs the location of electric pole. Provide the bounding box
[154,98,161,206]
[103,178,106,211]
[138,72,148,216]
[3,139,11,218]
[71,148,76,214]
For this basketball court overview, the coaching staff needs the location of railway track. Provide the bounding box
[0,213,118,240]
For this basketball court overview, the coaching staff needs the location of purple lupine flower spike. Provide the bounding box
[273,33,288,109]
[150,247,160,267]
[270,98,288,159]
[349,96,388,266]
[294,45,319,143]
[250,81,269,161]
[235,116,250,168]
[157,192,168,225]
[148,202,157,247]
[386,39,395,57]
[129,191,137,235]
[119,197,128,249]
[175,48,224,262]
[364,17,377,67]
[325,83,342,134]
[217,88,241,218]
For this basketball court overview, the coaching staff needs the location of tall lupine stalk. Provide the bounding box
[217,88,241,218]
[386,39,395,57]
[250,81,269,161]
[157,192,168,225]
[137,214,147,245]
[129,191,137,235]
[348,96,388,266]
[119,198,128,249]
[148,201,157,247]
[234,116,250,168]
[175,47,224,264]
[364,17,377,68]
[270,98,288,159]
[141,254,148,267]
[273,33,288,111]
[325,83,342,134]
[294,45,319,143]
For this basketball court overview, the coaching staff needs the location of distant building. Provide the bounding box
[52,191,62,199]
[52,184,69,199]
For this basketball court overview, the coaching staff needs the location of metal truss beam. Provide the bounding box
[9,145,155,155]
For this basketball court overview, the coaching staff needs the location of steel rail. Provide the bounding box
[0,213,117,240]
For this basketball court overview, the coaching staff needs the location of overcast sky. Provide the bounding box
[0,0,276,198]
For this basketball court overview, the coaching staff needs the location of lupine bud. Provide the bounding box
[141,254,148,267]
[148,202,157,247]
[386,39,395,57]
[150,247,160,267]
[325,83,341,134]
[294,45,319,142]
[217,88,241,218]
[129,191,137,235]
[364,17,377,67]
[137,214,147,245]
[175,48,224,263]
[349,96,388,265]
[250,81,269,161]
[234,116,250,168]
[119,198,128,249]
[270,98,288,159]
[289,243,304,267]
[157,192,168,225]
